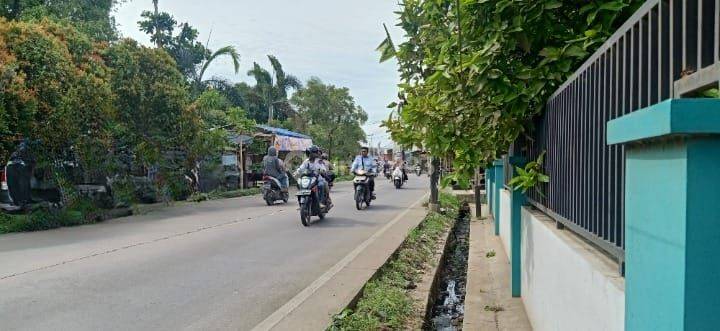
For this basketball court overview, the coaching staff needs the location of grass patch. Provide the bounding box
[188,187,261,202]
[0,198,102,234]
[329,192,460,330]
[1,187,262,234]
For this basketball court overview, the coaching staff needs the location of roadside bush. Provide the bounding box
[0,17,114,169]
[0,196,101,234]
[0,208,76,233]
[109,176,139,207]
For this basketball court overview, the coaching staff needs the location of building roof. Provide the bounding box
[227,133,253,146]
[255,124,311,139]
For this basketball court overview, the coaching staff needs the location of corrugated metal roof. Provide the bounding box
[255,125,312,139]
[227,133,253,145]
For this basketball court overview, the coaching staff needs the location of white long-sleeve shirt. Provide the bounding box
[295,158,327,176]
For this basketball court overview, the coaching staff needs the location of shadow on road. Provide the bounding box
[311,217,376,228]
[361,204,401,211]
[393,186,424,191]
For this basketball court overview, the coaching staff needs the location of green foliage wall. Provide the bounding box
[0,18,114,173]
[291,77,368,160]
[382,0,643,183]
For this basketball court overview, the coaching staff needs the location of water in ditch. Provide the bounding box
[427,206,470,331]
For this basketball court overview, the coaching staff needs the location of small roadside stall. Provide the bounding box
[243,125,313,187]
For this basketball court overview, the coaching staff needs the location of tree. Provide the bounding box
[182,90,254,190]
[103,39,195,199]
[0,18,114,174]
[190,90,254,133]
[380,0,642,184]
[168,22,210,78]
[0,0,119,41]
[152,0,160,47]
[193,45,240,95]
[138,7,175,48]
[245,55,301,123]
[291,78,367,159]
[137,7,239,96]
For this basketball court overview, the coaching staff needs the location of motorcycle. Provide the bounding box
[383,166,391,180]
[327,171,336,190]
[296,169,330,226]
[414,165,422,176]
[262,175,289,205]
[353,169,373,210]
[393,167,405,189]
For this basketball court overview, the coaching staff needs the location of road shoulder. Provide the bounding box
[256,194,429,331]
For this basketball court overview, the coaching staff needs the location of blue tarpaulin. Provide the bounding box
[256,125,312,139]
[255,125,313,152]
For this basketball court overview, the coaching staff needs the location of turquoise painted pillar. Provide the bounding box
[492,159,504,236]
[508,157,526,298]
[607,99,720,331]
[485,167,494,214]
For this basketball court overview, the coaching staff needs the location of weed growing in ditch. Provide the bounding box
[484,305,505,312]
[329,193,460,330]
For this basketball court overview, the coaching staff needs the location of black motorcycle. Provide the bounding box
[296,169,330,226]
[262,175,289,205]
[327,171,336,190]
[353,169,373,210]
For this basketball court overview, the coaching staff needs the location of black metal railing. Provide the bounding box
[516,0,720,264]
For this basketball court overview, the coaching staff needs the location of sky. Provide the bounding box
[113,0,405,148]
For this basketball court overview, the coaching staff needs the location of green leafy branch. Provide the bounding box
[508,151,549,196]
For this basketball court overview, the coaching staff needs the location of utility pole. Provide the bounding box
[367,134,375,156]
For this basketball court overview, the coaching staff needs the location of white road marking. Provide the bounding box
[251,192,429,331]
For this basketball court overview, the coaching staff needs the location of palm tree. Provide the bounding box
[246,55,301,123]
[267,55,302,99]
[193,46,241,95]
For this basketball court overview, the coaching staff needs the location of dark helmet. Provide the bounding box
[306,145,320,155]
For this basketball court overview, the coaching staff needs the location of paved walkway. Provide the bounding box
[464,205,533,331]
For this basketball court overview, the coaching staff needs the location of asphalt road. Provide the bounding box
[0,176,429,331]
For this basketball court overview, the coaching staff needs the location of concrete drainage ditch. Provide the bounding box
[426,205,470,330]
[328,195,470,331]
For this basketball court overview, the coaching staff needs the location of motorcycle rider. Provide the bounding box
[262,146,289,192]
[383,159,390,177]
[394,156,408,181]
[319,152,335,185]
[351,147,377,198]
[296,146,331,209]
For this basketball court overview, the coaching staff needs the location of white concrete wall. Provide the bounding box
[520,207,625,331]
[498,189,511,260]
